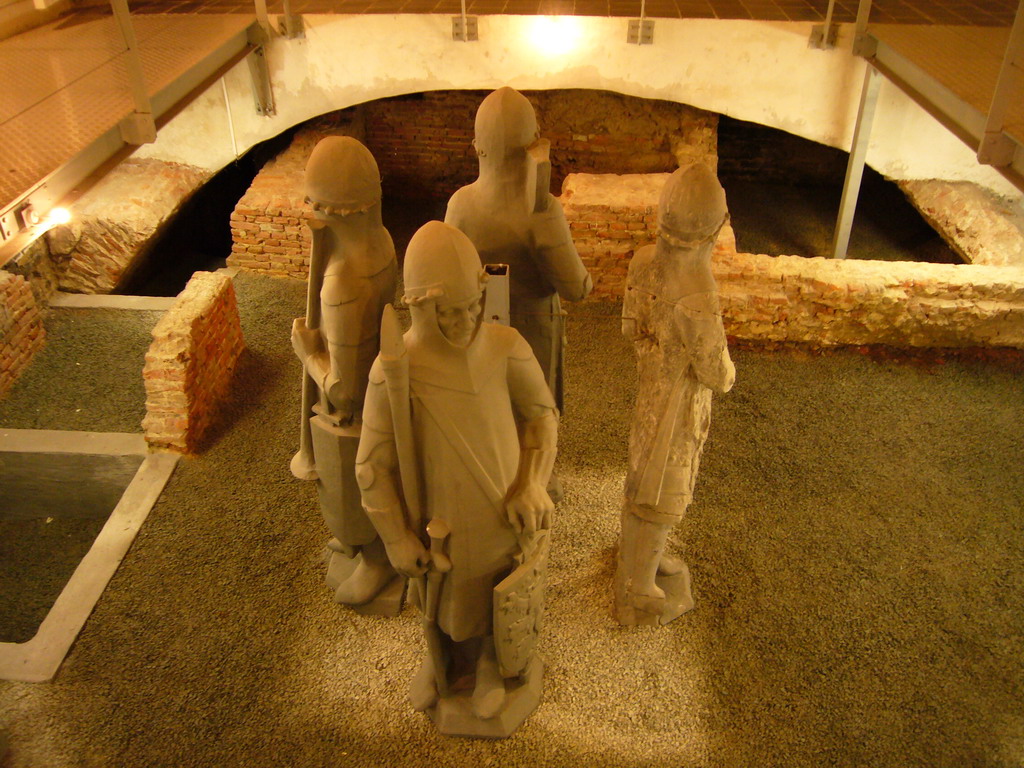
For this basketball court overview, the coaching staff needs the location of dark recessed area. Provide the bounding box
[0,451,145,644]
[128,94,961,298]
[717,115,960,263]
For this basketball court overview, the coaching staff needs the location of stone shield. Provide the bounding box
[493,529,550,678]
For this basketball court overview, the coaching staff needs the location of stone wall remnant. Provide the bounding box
[715,251,1024,349]
[563,172,1024,349]
[48,158,211,294]
[142,271,245,452]
[899,179,1024,268]
[0,271,45,398]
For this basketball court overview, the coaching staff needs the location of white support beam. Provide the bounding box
[979,0,1024,166]
[110,0,156,144]
[832,65,881,260]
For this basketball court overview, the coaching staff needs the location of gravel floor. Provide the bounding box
[0,271,1022,767]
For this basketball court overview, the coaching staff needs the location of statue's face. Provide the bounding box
[436,292,482,348]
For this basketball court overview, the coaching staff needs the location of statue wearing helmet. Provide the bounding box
[355,221,558,737]
[445,88,592,480]
[616,162,735,626]
[289,136,400,612]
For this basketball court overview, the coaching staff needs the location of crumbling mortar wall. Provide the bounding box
[0,270,45,397]
[142,271,245,452]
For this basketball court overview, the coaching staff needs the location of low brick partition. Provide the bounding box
[0,270,45,397]
[714,252,1024,348]
[561,172,736,300]
[142,271,246,452]
[227,134,316,277]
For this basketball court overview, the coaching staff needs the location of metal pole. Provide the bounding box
[253,0,270,35]
[855,0,872,36]
[832,64,881,260]
[810,0,837,49]
[221,78,238,160]
[110,0,156,144]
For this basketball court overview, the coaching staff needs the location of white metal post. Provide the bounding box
[978,0,1024,166]
[832,64,881,260]
[110,0,156,144]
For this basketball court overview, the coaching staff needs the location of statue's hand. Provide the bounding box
[383,530,429,577]
[712,352,737,393]
[291,318,320,363]
[324,377,354,424]
[506,483,554,537]
[695,348,735,394]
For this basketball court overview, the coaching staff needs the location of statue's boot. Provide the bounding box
[334,538,394,606]
[410,655,440,712]
[471,637,505,719]
[546,472,564,504]
[658,552,685,577]
[621,513,670,613]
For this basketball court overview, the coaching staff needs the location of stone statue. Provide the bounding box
[445,88,591,457]
[289,136,401,612]
[355,221,558,737]
[615,162,735,626]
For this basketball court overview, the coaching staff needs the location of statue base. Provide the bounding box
[324,547,405,617]
[427,659,543,738]
[614,563,694,626]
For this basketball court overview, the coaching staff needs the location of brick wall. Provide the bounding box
[142,271,246,452]
[231,91,717,279]
[0,270,45,397]
[227,113,362,277]
[363,89,717,201]
[49,158,211,294]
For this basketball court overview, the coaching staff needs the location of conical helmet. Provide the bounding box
[657,163,728,245]
[304,136,381,212]
[403,221,485,305]
[474,87,539,157]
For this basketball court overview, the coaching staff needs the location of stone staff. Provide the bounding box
[289,222,328,481]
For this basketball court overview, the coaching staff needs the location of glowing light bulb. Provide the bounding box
[47,207,71,226]
[530,17,581,56]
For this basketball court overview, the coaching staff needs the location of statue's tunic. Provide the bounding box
[623,245,729,525]
[362,322,554,641]
[320,227,397,345]
[445,186,590,412]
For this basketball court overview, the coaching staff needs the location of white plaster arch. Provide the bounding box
[136,15,1019,199]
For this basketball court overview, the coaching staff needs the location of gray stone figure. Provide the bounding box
[289,136,402,612]
[355,221,558,738]
[615,162,735,627]
[444,87,592,423]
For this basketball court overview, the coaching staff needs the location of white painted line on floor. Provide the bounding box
[49,293,177,310]
[0,429,147,455]
[0,434,179,683]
